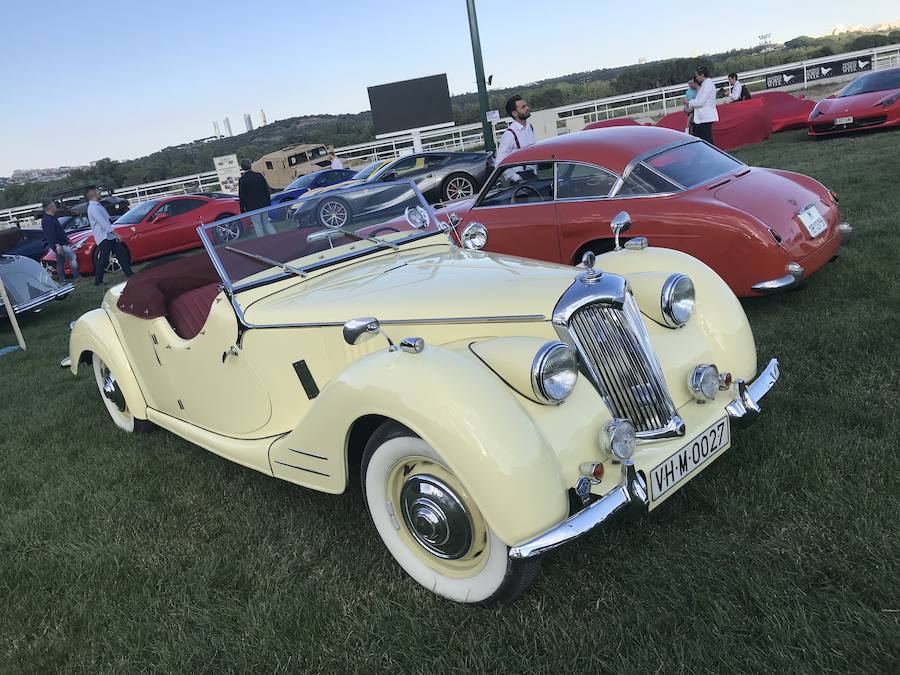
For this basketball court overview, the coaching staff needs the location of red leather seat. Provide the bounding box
[166,282,221,340]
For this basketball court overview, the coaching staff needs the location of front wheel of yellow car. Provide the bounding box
[361,422,539,605]
[92,354,152,434]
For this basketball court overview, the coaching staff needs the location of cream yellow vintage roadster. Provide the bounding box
[69,182,778,604]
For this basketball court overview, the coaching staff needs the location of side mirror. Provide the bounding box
[343,316,393,349]
[827,94,836,99]
[448,213,462,226]
[610,211,632,251]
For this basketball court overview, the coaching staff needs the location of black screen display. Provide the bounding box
[368,74,453,135]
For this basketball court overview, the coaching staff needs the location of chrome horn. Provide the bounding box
[611,211,632,251]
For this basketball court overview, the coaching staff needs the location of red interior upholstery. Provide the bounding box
[167,282,221,339]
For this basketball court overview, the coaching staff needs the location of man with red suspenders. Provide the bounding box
[496,95,536,179]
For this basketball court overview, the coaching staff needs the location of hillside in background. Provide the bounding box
[2,28,898,210]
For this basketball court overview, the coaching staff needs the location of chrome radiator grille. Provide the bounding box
[565,293,677,434]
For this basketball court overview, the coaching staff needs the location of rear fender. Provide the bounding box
[69,308,149,420]
[270,344,570,546]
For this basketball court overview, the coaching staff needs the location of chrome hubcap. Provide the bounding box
[217,223,239,241]
[321,201,347,227]
[400,475,472,559]
[447,177,474,200]
[106,254,122,273]
[101,366,127,412]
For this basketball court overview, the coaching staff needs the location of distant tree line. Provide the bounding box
[2,29,897,211]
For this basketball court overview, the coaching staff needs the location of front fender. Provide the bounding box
[598,246,757,382]
[69,308,149,420]
[269,344,571,546]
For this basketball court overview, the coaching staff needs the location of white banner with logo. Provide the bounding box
[213,154,242,195]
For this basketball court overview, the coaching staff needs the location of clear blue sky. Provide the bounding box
[2,1,896,176]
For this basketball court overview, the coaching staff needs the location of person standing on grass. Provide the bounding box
[86,186,133,286]
[41,198,82,283]
[685,66,719,146]
[684,77,700,134]
[725,73,751,102]
[238,159,275,237]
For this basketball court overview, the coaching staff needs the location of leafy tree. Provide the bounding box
[852,34,889,49]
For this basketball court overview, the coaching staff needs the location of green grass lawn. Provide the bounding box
[2,129,899,674]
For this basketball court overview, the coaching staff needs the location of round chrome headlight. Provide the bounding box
[460,222,488,250]
[688,364,719,402]
[603,418,636,460]
[661,274,695,327]
[531,342,578,404]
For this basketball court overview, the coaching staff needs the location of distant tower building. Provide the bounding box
[259,108,267,127]
[213,120,221,138]
[243,113,254,133]
[223,116,233,137]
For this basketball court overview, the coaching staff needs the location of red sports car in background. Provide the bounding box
[439,126,853,297]
[44,193,240,277]
[808,66,900,136]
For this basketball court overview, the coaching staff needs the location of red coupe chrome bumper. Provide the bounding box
[751,222,852,294]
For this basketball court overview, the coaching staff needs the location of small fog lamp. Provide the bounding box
[688,364,719,402]
[603,418,636,461]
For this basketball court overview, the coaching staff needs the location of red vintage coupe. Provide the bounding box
[43,193,240,277]
[439,126,853,296]
[808,66,900,137]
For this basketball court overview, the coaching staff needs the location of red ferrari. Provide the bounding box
[44,193,240,276]
[808,66,900,137]
[439,126,853,297]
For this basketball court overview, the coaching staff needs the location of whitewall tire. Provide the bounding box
[92,354,152,433]
[362,422,539,605]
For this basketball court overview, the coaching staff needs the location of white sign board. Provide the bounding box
[486,110,500,123]
[213,154,241,195]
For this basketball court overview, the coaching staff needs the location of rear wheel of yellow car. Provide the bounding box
[362,422,539,605]
[92,354,152,433]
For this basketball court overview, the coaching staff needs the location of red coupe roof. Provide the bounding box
[502,126,689,175]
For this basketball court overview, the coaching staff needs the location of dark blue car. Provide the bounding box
[270,168,357,204]
[7,216,87,261]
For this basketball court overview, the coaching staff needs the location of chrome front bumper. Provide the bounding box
[508,358,781,560]
[838,221,853,245]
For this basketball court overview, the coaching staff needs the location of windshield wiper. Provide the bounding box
[224,246,307,278]
[324,225,400,251]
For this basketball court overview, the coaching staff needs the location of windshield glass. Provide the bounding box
[644,141,743,189]
[352,160,388,181]
[284,173,318,191]
[116,199,160,225]
[838,69,900,97]
[198,181,443,291]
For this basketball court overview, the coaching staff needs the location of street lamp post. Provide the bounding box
[465,0,495,153]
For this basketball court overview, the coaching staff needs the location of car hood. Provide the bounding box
[816,89,900,113]
[243,242,578,326]
[713,168,836,259]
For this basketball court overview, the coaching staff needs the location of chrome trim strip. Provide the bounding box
[10,284,74,314]
[509,460,648,559]
[288,448,328,461]
[273,459,330,477]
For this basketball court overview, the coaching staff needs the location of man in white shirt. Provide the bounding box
[686,66,719,146]
[329,151,344,170]
[725,73,749,102]
[496,95,536,182]
[86,187,133,286]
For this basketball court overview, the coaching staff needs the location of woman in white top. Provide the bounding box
[685,66,719,146]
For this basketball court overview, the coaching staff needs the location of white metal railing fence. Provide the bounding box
[0,171,221,229]
[3,42,898,229]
